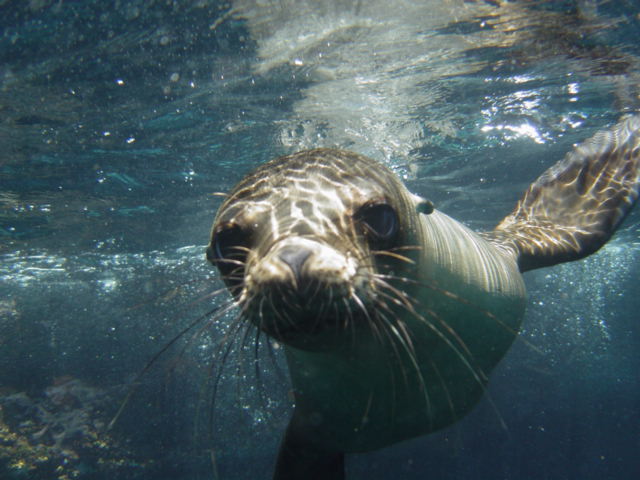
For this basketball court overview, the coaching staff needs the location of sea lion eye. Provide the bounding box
[207,225,251,285]
[355,203,399,245]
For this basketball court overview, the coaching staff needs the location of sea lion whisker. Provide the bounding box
[186,284,240,309]
[266,291,295,330]
[310,289,335,333]
[344,294,365,347]
[376,278,471,364]
[194,311,246,437]
[371,278,421,316]
[262,292,289,341]
[252,327,271,410]
[239,307,259,350]
[307,275,325,302]
[302,281,327,327]
[126,277,215,311]
[374,308,410,384]
[221,272,246,281]
[386,245,423,253]
[193,303,245,374]
[375,306,433,426]
[257,295,267,332]
[210,257,246,268]
[421,344,457,427]
[108,299,238,431]
[264,337,288,382]
[372,297,419,359]
[266,289,301,341]
[204,311,249,440]
[377,305,454,430]
[374,273,533,346]
[374,289,418,320]
[411,307,488,388]
[163,299,242,395]
[424,306,482,373]
[358,392,375,432]
[254,293,290,368]
[281,300,299,331]
[210,191,230,198]
[373,282,488,390]
[333,301,343,334]
[326,286,336,321]
[315,294,330,321]
[369,304,408,372]
[369,293,419,359]
[348,291,376,337]
[423,306,508,430]
[379,271,499,316]
[376,300,464,432]
[370,250,416,264]
[367,306,400,422]
[341,297,356,347]
[229,319,258,421]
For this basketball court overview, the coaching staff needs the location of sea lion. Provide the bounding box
[207,115,640,479]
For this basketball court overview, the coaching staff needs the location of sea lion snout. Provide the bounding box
[242,237,371,347]
[276,244,313,286]
[247,237,360,296]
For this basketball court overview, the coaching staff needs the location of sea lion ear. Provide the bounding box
[412,194,434,215]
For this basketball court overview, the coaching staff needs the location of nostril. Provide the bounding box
[278,245,313,282]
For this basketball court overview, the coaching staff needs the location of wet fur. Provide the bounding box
[203,116,640,479]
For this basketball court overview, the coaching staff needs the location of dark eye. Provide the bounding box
[355,203,399,246]
[207,225,251,287]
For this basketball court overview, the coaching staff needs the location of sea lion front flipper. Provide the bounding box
[273,410,345,480]
[482,115,640,272]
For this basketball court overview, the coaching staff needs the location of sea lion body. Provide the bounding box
[208,116,640,478]
[285,206,526,453]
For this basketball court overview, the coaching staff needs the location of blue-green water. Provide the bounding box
[1,1,639,479]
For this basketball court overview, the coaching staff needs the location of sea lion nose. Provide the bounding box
[278,245,313,284]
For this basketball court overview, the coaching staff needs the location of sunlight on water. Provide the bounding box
[481,121,548,144]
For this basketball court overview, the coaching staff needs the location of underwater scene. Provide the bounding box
[1,1,639,479]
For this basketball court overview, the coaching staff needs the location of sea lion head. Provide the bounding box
[207,148,432,351]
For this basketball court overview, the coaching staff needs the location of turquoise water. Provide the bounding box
[1,1,639,479]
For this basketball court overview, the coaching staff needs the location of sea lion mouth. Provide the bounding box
[244,277,370,349]
[237,236,373,348]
